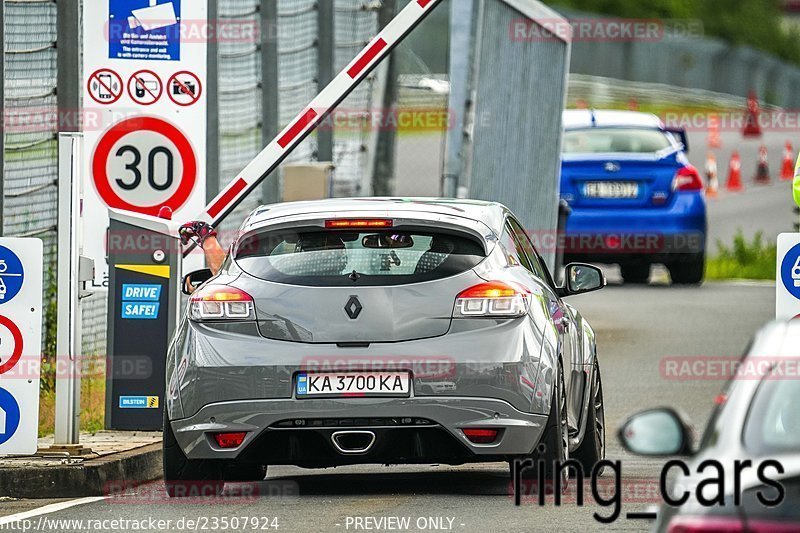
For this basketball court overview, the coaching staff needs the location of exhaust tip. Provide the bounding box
[331,430,376,454]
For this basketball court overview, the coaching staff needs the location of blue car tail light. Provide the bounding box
[673,164,704,192]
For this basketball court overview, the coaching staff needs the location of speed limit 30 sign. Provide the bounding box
[92,116,197,216]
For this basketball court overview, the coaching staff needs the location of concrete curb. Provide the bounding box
[0,443,162,499]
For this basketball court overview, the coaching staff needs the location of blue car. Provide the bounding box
[560,110,707,284]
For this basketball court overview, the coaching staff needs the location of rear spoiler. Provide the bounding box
[665,127,689,154]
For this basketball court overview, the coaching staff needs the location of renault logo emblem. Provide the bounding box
[344,296,362,319]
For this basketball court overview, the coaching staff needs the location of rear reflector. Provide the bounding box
[213,432,247,449]
[324,218,393,229]
[462,428,499,444]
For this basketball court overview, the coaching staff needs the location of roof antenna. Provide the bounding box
[590,108,597,127]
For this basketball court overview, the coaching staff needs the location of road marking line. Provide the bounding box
[0,497,105,525]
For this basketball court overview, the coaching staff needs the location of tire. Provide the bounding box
[573,361,605,477]
[163,411,224,498]
[620,263,650,284]
[668,253,705,285]
[225,464,267,482]
[514,361,569,489]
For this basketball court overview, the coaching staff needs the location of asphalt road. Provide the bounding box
[0,281,775,532]
[685,129,798,247]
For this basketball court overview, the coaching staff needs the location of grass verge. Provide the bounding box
[705,231,776,281]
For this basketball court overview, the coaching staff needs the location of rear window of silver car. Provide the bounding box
[233,229,486,286]
[563,128,673,154]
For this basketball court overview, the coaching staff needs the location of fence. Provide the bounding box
[559,8,800,110]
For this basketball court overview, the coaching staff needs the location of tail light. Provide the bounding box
[453,281,529,318]
[462,428,499,444]
[190,285,255,321]
[673,165,704,191]
[212,432,247,449]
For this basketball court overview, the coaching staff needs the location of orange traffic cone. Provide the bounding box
[707,114,721,148]
[727,150,743,192]
[705,152,719,197]
[755,144,770,184]
[781,142,794,181]
[743,91,762,138]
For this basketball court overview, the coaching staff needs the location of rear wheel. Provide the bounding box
[620,263,650,284]
[514,361,569,490]
[668,253,705,285]
[573,361,605,476]
[163,411,224,498]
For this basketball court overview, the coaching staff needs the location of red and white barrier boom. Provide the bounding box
[193,0,443,242]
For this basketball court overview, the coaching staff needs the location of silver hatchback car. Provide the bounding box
[164,198,606,496]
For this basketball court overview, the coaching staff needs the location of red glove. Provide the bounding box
[179,221,217,247]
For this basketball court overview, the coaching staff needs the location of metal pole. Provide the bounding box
[206,0,219,203]
[56,0,80,133]
[442,0,475,197]
[372,0,398,196]
[316,0,335,163]
[54,134,83,446]
[1,0,5,236]
[260,0,280,204]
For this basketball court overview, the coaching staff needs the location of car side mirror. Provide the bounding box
[182,268,213,295]
[559,263,605,296]
[618,408,694,457]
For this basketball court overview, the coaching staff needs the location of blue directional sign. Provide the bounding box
[0,387,21,446]
[780,242,800,300]
[0,245,24,304]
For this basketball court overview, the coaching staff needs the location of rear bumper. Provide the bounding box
[563,192,706,261]
[171,396,547,464]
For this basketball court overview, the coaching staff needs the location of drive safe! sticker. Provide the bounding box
[121,283,162,319]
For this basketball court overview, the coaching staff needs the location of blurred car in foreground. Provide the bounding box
[165,198,607,496]
[561,110,707,285]
[618,321,800,532]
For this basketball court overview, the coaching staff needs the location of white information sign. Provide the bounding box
[0,238,43,456]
